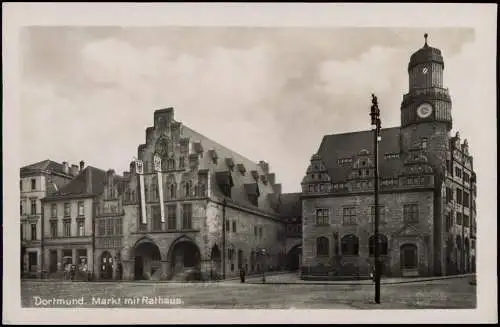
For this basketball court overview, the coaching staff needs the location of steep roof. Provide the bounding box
[46,166,107,199]
[20,159,68,176]
[317,127,403,182]
[278,192,302,218]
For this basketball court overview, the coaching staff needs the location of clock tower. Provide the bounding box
[400,34,452,174]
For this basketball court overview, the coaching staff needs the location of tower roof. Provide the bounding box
[408,33,444,71]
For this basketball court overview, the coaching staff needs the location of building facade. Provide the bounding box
[96,108,290,281]
[41,163,107,279]
[20,160,78,276]
[300,35,477,279]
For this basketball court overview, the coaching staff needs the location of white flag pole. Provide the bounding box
[136,160,147,225]
[154,154,165,223]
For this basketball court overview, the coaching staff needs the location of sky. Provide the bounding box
[19,26,483,194]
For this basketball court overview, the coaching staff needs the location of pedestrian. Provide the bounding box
[370,266,375,283]
[239,266,246,283]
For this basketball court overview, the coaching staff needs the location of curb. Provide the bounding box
[243,274,475,286]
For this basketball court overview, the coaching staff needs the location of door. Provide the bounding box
[49,250,58,273]
[400,244,418,276]
[134,256,144,280]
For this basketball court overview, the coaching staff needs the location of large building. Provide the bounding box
[93,107,296,281]
[41,163,107,279]
[300,35,477,279]
[20,160,78,276]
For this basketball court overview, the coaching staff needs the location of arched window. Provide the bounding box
[316,237,329,256]
[369,234,388,256]
[341,234,359,256]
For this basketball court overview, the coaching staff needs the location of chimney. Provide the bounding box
[80,160,85,171]
[70,164,79,176]
[62,161,69,174]
[86,167,92,194]
[258,161,269,174]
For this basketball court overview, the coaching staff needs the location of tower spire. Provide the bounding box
[424,33,429,47]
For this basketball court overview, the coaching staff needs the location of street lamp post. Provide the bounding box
[370,93,382,304]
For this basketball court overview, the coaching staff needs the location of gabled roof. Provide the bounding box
[20,159,70,176]
[278,192,302,218]
[46,166,107,199]
[317,127,403,182]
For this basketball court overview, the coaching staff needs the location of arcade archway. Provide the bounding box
[168,238,201,278]
[133,239,161,280]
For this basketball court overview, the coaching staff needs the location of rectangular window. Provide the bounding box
[31,199,37,215]
[369,205,385,223]
[31,178,36,190]
[51,204,57,218]
[152,206,162,231]
[457,212,462,225]
[64,203,70,217]
[98,219,105,236]
[114,218,122,235]
[179,157,185,169]
[30,223,37,240]
[225,220,230,232]
[463,191,470,208]
[259,227,263,239]
[105,219,113,235]
[342,207,357,225]
[63,220,71,237]
[455,167,462,179]
[77,220,85,236]
[232,221,237,232]
[403,204,419,223]
[167,205,177,230]
[463,173,470,183]
[464,214,470,227]
[78,201,84,216]
[456,189,463,205]
[20,180,23,191]
[50,221,58,238]
[315,208,329,225]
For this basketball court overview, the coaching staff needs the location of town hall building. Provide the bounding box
[300,34,477,279]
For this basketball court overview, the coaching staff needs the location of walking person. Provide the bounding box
[239,266,246,283]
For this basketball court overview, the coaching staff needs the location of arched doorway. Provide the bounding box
[168,238,201,280]
[133,239,161,280]
[400,243,418,276]
[210,244,221,279]
[286,244,302,271]
[100,251,113,280]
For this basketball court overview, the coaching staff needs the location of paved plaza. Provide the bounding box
[21,273,476,309]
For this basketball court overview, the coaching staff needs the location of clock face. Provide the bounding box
[417,103,433,118]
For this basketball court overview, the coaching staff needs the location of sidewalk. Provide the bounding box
[237,272,476,285]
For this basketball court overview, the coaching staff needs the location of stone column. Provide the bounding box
[200,259,212,280]
[160,260,170,280]
[72,249,77,265]
[112,253,118,280]
[23,252,29,273]
[122,260,134,280]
